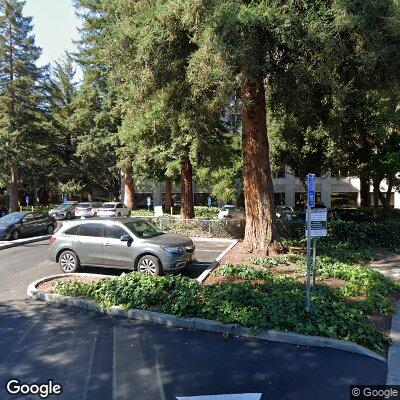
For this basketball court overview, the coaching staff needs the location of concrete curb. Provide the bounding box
[196,240,238,284]
[387,300,400,384]
[0,235,51,250]
[27,273,386,362]
[191,237,240,243]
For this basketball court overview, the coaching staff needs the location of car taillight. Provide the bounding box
[49,237,56,244]
[87,208,92,211]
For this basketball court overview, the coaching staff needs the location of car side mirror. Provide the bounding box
[120,235,133,242]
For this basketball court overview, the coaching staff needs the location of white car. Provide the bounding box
[97,202,130,218]
[75,202,98,218]
[217,205,245,221]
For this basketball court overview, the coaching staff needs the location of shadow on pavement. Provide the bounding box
[0,299,387,400]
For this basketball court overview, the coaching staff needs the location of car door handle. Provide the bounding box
[76,241,82,244]
[105,243,111,247]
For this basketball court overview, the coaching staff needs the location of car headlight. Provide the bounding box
[162,246,184,254]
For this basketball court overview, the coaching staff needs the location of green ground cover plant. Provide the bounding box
[54,261,398,350]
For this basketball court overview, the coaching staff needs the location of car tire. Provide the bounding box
[59,250,81,273]
[65,212,72,220]
[47,224,55,234]
[10,229,21,241]
[117,212,121,217]
[137,255,162,276]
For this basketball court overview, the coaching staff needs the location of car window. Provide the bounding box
[34,213,44,219]
[78,203,91,208]
[116,204,122,208]
[64,225,82,235]
[101,203,115,208]
[105,224,128,239]
[123,219,164,238]
[0,213,24,223]
[23,213,35,220]
[79,223,104,237]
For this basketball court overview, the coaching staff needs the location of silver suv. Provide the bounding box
[49,218,195,276]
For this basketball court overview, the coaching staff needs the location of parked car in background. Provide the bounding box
[49,218,195,275]
[276,205,294,212]
[0,211,56,240]
[0,205,7,217]
[97,202,130,218]
[218,205,245,221]
[277,211,306,223]
[75,202,100,218]
[48,201,78,220]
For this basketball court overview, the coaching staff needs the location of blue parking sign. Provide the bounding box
[307,174,315,207]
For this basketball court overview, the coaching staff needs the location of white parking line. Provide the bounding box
[194,249,224,253]
[176,394,262,400]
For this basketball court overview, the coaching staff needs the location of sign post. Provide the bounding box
[305,174,315,311]
[305,174,327,311]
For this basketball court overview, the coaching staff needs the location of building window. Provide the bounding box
[331,192,358,208]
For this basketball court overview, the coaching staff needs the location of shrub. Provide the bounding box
[278,219,400,250]
[194,206,220,219]
[158,217,245,238]
[130,209,155,217]
[54,268,394,350]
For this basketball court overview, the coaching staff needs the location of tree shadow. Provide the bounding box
[0,299,387,400]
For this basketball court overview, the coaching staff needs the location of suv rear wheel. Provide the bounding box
[137,255,162,276]
[59,250,81,273]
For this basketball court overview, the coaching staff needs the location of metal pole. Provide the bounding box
[306,206,312,311]
[312,237,317,289]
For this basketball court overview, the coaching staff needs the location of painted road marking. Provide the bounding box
[177,394,262,400]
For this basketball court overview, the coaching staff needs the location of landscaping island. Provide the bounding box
[40,220,400,353]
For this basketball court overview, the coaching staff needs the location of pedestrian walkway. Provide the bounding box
[369,249,400,280]
[368,249,400,384]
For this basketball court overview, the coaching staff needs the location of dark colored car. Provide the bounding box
[0,212,57,241]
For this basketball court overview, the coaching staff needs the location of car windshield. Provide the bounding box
[0,213,25,223]
[123,219,164,238]
[77,203,91,208]
[101,203,116,208]
[58,203,73,209]
[221,206,235,210]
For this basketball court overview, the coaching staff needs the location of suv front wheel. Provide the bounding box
[137,255,162,276]
[59,250,81,273]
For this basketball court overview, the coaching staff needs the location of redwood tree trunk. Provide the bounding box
[241,78,279,254]
[124,166,135,209]
[180,154,194,219]
[9,166,19,212]
[359,175,371,208]
[165,178,172,212]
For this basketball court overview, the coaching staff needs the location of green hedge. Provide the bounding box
[194,206,220,219]
[20,205,55,214]
[278,219,400,250]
